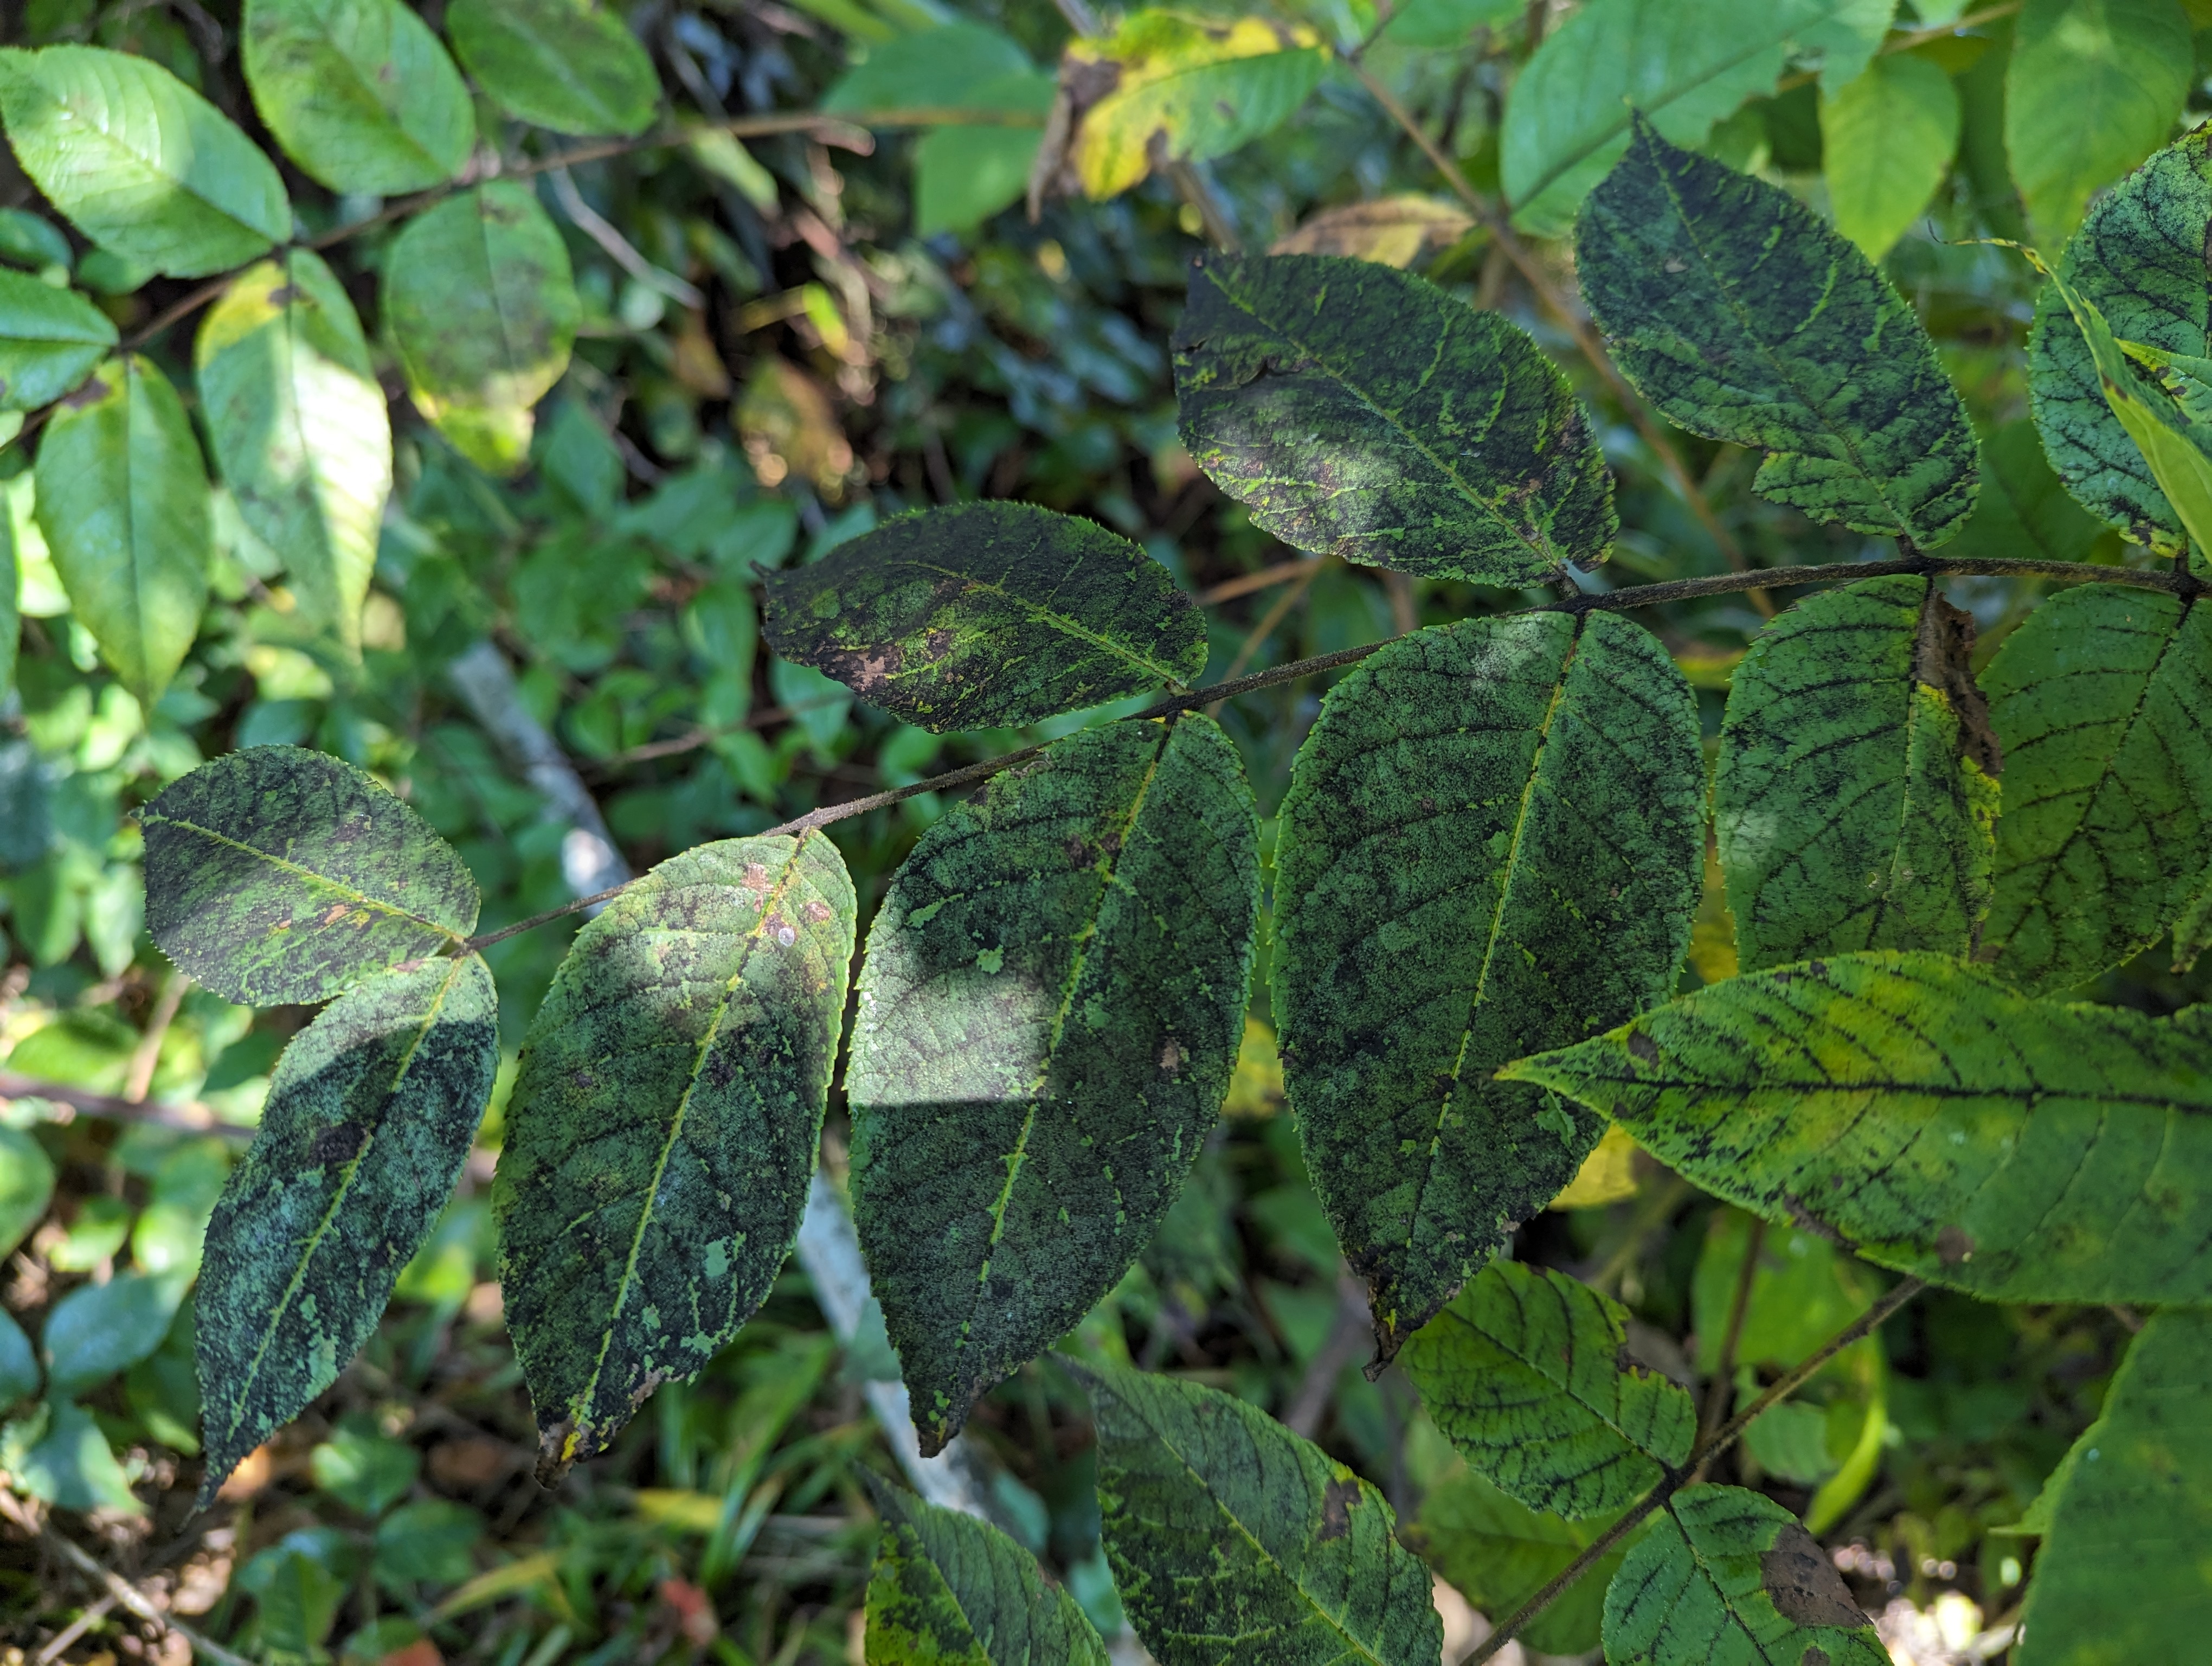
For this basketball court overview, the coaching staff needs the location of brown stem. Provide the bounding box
[1207,553,1329,708]
[1699,1216,1765,1451]
[1200,555,1327,604]
[0,1070,245,1137]
[1337,52,1766,607]
[1465,1276,1927,1665]
[0,1491,255,1666]
[456,553,2184,950]
[123,970,188,1105]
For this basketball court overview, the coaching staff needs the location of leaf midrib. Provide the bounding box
[216,955,470,1461]
[141,811,470,941]
[1639,126,1920,542]
[288,0,447,176]
[562,835,820,1454]
[41,58,275,244]
[1127,1392,1397,1666]
[1204,267,1567,577]
[898,557,1192,690]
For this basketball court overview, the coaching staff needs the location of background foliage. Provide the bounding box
[2,0,2203,1661]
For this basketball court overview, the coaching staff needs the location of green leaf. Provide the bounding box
[495,834,856,1476]
[2005,0,2191,249]
[2028,130,2212,554]
[1063,12,1326,200]
[0,46,290,278]
[1378,0,1522,49]
[1406,1466,1628,1657]
[311,1420,422,1515]
[196,954,498,1503]
[1502,0,1894,236]
[33,353,211,708]
[913,85,1054,236]
[1941,419,2107,563]
[763,502,1204,731]
[864,1479,1111,1665]
[1981,585,2212,992]
[821,20,1033,112]
[1172,253,1616,585]
[445,0,658,137]
[848,716,1260,1454]
[142,746,480,1006]
[374,1499,482,1587]
[1400,1260,1696,1519]
[243,0,475,195]
[1503,950,2212,1305]
[1577,119,1980,547]
[1603,1483,1886,1666]
[0,1126,54,1261]
[384,182,580,476]
[44,1268,188,1398]
[1082,1363,1443,1666]
[12,1399,143,1514]
[0,268,115,412]
[1713,576,1999,971]
[2015,1308,2212,1664]
[1273,613,1702,1354]
[196,249,392,659]
[0,1310,35,1407]
[1820,54,1961,261]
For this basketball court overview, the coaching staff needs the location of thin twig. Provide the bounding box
[1208,554,1328,708]
[1465,1276,1928,1665]
[0,1492,255,1666]
[450,554,2190,947]
[123,970,188,1105]
[1337,52,1767,610]
[1200,556,1326,605]
[0,1071,245,1137]
[1699,1216,1765,1451]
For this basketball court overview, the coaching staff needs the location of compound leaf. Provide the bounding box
[384,181,578,476]
[1063,13,1325,200]
[848,716,1259,1455]
[2015,1307,2212,1664]
[1502,0,1894,237]
[1400,1260,1695,1520]
[1407,1467,1629,1658]
[1577,119,1979,548]
[2005,0,2191,249]
[762,501,1205,732]
[1982,585,2212,992]
[243,0,475,195]
[0,267,115,412]
[864,1479,1111,1666]
[446,0,658,137]
[2028,129,2212,554]
[1714,576,1999,972]
[196,249,391,658]
[33,353,210,709]
[1172,253,1616,585]
[1603,1484,1886,1666]
[1274,612,1702,1355]
[1504,950,2212,1305]
[1821,54,1961,262]
[196,954,499,1505]
[1083,1364,1443,1666]
[496,834,856,1476]
[0,45,289,278]
[142,746,480,1006]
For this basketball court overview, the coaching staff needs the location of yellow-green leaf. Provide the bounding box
[446,0,658,138]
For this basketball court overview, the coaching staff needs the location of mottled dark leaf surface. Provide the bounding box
[143,746,480,1005]
[2029,130,2212,554]
[496,834,855,1476]
[1272,612,1702,1355]
[1578,119,1978,547]
[196,954,498,1504]
[1172,252,1615,584]
[1604,1484,1885,1666]
[1506,951,2212,1305]
[2015,1308,2212,1664]
[1084,1364,1443,1666]
[863,1479,1110,1665]
[763,502,1206,732]
[1400,1260,1695,1519]
[848,716,1259,1454]
[1715,576,1999,972]
[1982,586,2212,992]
